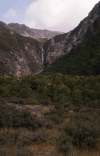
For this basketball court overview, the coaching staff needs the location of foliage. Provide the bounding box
[63,108,100,149]
[0,74,100,154]
[44,103,67,124]
[0,103,38,130]
[0,130,35,155]
[0,74,100,108]
[58,134,72,156]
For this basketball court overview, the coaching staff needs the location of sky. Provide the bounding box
[0,0,100,32]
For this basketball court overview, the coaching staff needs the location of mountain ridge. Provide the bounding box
[43,1,100,66]
[7,23,64,39]
[43,15,100,76]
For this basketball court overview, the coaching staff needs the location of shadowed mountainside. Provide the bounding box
[43,15,100,76]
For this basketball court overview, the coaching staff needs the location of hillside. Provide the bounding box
[43,1,100,65]
[0,21,43,75]
[43,15,100,76]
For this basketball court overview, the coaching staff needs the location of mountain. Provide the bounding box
[1,1,100,76]
[0,21,43,76]
[43,1,100,66]
[43,15,100,76]
[7,23,63,39]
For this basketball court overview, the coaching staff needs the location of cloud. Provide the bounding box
[23,0,100,32]
[4,9,16,18]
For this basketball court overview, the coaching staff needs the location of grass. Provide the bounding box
[71,147,100,156]
[24,105,41,109]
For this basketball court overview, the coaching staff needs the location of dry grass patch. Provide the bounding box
[28,143,63,156]
[43,107,50,112]
[24,105,41,109]
[65,118,70,122]
[71,147,100,156]
[69,110,74,113]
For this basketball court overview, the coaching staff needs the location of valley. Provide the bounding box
[0,1,100,156]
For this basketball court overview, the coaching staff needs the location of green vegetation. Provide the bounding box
[0,103,38,130]
[0,73,100,155]
[63,108,100,149]
[0,74,100,108]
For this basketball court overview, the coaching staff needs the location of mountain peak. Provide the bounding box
[7,23,64,39]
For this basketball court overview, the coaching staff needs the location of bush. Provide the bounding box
[0,147,6,156]
[63,113,100,149]
[45,121,54,129]
[44,104,66,124]
[0,130,21,147]
[19,87,33,98]
[0,129,48,151]
[39,99,52,105]
[58,134,72,155]
[31,130,48,143]
[18,133,34,147]
[72,89,83,105]
[15,147,34,156]
[0,104,38,130]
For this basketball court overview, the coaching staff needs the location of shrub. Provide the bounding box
[0,147,6,156]
[45,121,54,129]
[63,113,100,149]
[58,134,72,155]
[0,130,21,147]
[72,89,83,106]
[19,87,33,98]
[37,119,46,127]
[44,103,67,124]
[39,99,52,105]
[31,130,48,143]
[0,104,38,130]
[19,133,35,147]
[15,147,34,156]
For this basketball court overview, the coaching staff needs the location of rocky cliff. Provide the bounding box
[0,22,43,76]
[7,23,63,39]
[43,15,100,76]
[43,1,100,66]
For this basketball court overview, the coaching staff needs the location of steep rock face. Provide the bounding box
[0,22,43,76]
[43,15,100,76]
[43,1,100,65]
[7,23,63,39]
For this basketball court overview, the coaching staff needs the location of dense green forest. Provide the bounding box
[0,74,100,108]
